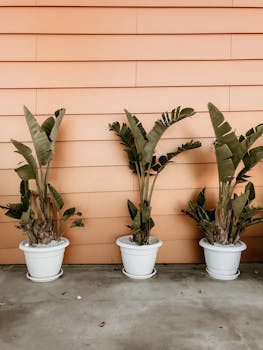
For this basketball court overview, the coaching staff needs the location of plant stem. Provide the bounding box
[148,173,159,205]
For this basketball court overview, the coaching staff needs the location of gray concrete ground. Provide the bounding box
[0,264,262,350]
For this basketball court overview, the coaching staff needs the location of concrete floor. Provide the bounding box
[0,264,262,350]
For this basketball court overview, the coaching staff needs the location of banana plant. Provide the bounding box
[183,102,263,244]
[110,107,201,245]
[0,106,84,245]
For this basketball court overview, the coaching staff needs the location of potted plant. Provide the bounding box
[0,106,84,282]
[183,102,263,280]
[110,107,201,279]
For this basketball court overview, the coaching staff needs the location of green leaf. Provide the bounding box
[15,164,36,181]
[23,105,52,166]
[62,207,76,221]
[197,188,206,207]
[127,200,138,220]
[144,107,196,164]
[125,110,147,163]
[245,182,255,202]
[41,117,55,139]
[71,219,84,228]
[11,139,37,178]
[48,184,64,211]
[208,102,243,169]
[214,143,235,182]
[0,203,24,219]
[49,108,66,154]
[232,191,249,217]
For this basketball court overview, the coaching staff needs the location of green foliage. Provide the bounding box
[1,106,84,245]
[110,107,201,245]
[183,103,263,244]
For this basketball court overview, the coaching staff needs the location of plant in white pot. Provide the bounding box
[183,102,263,280]
[0,106,84,282]
[110,107,201,279]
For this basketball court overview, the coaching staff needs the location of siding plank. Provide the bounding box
[232,34,263,59]
[0,35,36,60]
[137,8,263,34]
[230,86,263,110]
[36,87,229,115]
[37,34,231,61]
[0,8,137,34]
[137,61,263,87]
[0,62,136,88]
[0,0,236,7]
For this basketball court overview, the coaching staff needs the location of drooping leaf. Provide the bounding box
[144,107,196,164]
[0,203,24,219]
[15,164,36,181]
[62,207,76,221]
[48,183,64,211]
[11,139,37,178]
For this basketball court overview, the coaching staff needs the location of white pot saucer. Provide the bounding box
[26,269,63,283]
[206,268,240,281]
[122,267,157,280]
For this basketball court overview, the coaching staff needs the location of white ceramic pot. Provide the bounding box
[19,237,69,282]
[199,238,247,280]
[116,235,163,279]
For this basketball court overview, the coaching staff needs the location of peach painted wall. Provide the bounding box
[0,0,263,264]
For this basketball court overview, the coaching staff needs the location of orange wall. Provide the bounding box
[1,0,263,264]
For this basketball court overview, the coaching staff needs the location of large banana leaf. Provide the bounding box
[214,143,235,182]
[208,103,244,169]
[144,107,195,163]
[125,110,147,164]
[23,105,52,166]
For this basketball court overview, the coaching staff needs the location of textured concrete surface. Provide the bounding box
[0,264,262,350]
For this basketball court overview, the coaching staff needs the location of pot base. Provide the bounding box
[26,269,63,283]
[206,268,240,281]
[122,267,157,280]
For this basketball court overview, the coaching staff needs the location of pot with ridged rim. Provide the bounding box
[199,238,247,280]
[116,235,163,279]
[19,237,70,282]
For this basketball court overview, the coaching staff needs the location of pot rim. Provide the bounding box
[199,237,247,252]
[116,235,163,249]
[19,237,70,252]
